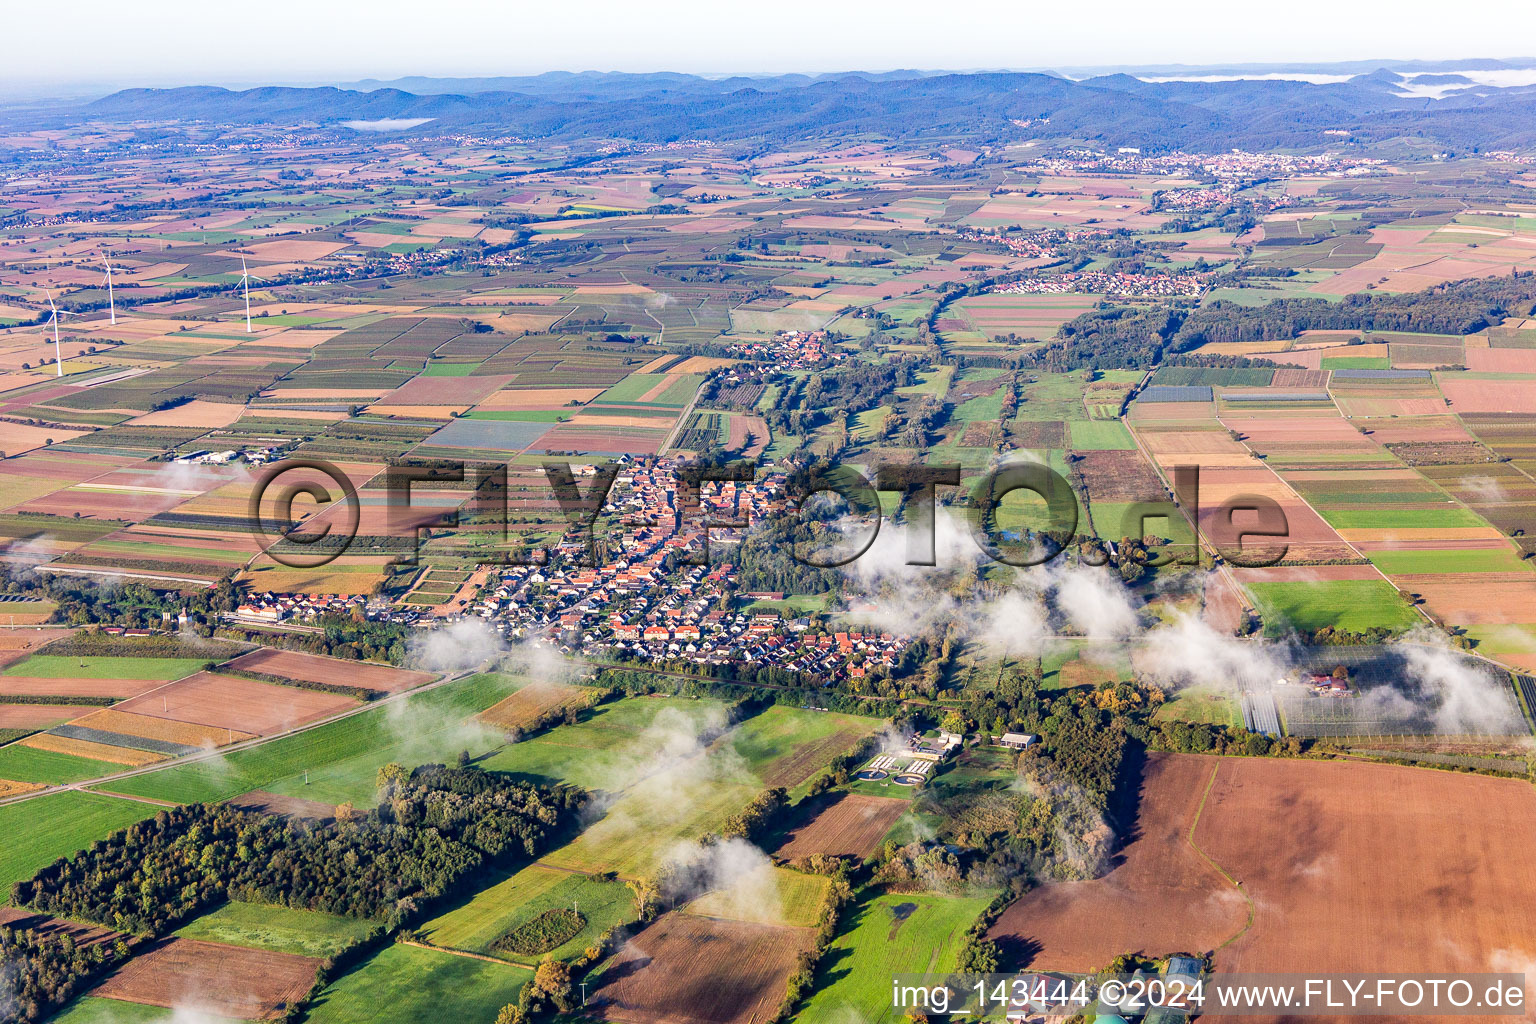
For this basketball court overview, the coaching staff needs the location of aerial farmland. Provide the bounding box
[4,25,1536,1024]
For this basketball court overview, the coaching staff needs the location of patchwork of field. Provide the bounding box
[224,649,434,694]
[112,670,361,735]
[95,671,527,805]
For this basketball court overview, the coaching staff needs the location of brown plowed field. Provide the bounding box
[92,937,321,1020]
[478,681,598,730]
[0,703,82,728]
[991,754,1536,1020]
[114,672,359,735]
[987,753,1244,971]
[593,913,814,1024]
[775,793,908,860]
[0,676,166,698]
[225,648,433,694]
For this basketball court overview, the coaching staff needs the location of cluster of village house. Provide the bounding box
[233,592,370,624]
[726,329,844,368]
[955,226,1108,260]
[993,269,1204,298]
[307,455,911,680]
[1029,146,1384,181]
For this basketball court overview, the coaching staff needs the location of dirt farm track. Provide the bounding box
[991,753,1536,1021]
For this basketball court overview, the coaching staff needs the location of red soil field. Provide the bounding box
[114,671,359,735]
[1200,758,1536,997]
[1407,578,1536,625]
[226,648,432,694]
[1441,379,1536,414]
[993,754,1536,1020]
[0,703,82,728]
[987,754,1245,971]
[0,676,168,698]
[1201,572,1246,634]
[1465,347,1536,373]
[92,937,321,1020]
[593,914,815,1024]
[774,793,908,860]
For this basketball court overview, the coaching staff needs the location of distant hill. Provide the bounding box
[60,69,1536,151]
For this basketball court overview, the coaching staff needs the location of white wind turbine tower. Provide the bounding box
[43,290,70,377]
[239,256,252,333]
[100,255,117,325]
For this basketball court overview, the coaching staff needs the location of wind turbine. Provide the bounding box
[239,256,252,332]
[100,255,116,325]
[44,291,70,377]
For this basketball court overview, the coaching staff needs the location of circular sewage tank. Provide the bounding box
[854,769,888,781]
[892,773,924,786]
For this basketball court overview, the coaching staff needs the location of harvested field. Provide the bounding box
[225,789,336,822]
[70,709,257,748]
[1201,757,1536,983]
[477,681,600,730]
[112,672,359,735]
[91,937,321,1020]
[992,752,1536,1006]
[20,732,165,766]
[592,913,814,1024]
[988,753,1244,971]
[0,778,46,798]
[774,793,908,860]
[224,649,432,694]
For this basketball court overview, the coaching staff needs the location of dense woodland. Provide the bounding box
[0,924,131,1024]
[13,767,583,935]
[1034,271,1536,370]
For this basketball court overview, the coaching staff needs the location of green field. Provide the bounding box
[1,656,207,680]
[305,943,528,1024]
[50,998,243,1024]
[175,900,377,957]
[725,705,880,791]
[1068,419,1136,451]
[419,864,633,965]
[0,792,152,891]
[540,773,758,879]
[1320,507,1488,529]
[1369,547,1531,576]
[96,672,528,806]
[476,694,729,790]
[0,744,118,785]
[797,892,993,1023]
[1152,684,1243,729]
[1247,579,1422,636]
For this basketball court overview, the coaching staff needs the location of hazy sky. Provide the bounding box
[7,0,1536,95]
